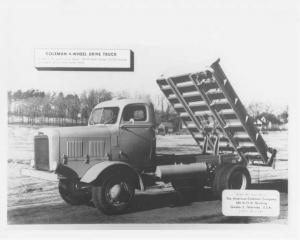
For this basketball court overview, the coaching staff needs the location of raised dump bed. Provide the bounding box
[157,59,276,166]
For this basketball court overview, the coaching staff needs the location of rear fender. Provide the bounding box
[80,161,144,191]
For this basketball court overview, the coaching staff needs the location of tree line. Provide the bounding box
[7,89,288,129]
[7,89,113,125]
[7,89,170,126]
[247,102,288,125]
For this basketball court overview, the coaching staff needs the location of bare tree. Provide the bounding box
[65,94,80,124]
[114,90,131,99]
[247,102,271,119]
[54,92,67,125]
[80,89,112,124]
[278,106,288,123]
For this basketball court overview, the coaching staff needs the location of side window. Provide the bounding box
[122,104,147,122]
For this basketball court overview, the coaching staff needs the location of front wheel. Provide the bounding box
[92,175,135,215]
[59,179,91,205]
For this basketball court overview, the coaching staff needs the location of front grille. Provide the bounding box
[34,135,49,171]
[67,141,83,158]
[89,140,105,157]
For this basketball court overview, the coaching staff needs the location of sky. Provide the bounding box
[2,0,298,113]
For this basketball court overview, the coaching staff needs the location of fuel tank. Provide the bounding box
[155,162,208,181]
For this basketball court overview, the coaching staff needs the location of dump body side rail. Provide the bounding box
[157,59,276,165]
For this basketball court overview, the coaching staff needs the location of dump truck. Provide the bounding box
[23,59,277,215]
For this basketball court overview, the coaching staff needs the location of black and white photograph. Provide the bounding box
[1,0,299,238]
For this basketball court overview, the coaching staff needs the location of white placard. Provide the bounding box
[222,190,280,217]
[34,48,132,70]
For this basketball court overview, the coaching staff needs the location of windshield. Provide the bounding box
[89,107,119,125]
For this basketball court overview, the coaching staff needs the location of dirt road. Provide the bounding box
[7,126,288,224]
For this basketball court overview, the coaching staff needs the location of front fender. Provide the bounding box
[80,161,144,191]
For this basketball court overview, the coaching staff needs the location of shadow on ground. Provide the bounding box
[130,178,287,213]
[250,179,288,193]
[7,179,288,224]
[130,188,217,213]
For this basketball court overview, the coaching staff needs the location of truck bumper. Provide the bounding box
[21,168,58,182]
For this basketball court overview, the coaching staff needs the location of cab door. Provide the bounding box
[119,103,156,170]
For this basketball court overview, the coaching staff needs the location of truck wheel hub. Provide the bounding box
[109,184,122,200]
[106,181,131,206]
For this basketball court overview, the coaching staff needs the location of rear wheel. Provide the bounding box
[212,164,251,198]
[212,164,230,197]
[58,179,91,205]
[92,175,135,215]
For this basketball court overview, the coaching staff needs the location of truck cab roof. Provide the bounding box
[94,98,152,109]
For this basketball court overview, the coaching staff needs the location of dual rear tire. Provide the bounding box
[212,164,251,198]
[171,164,251,199]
